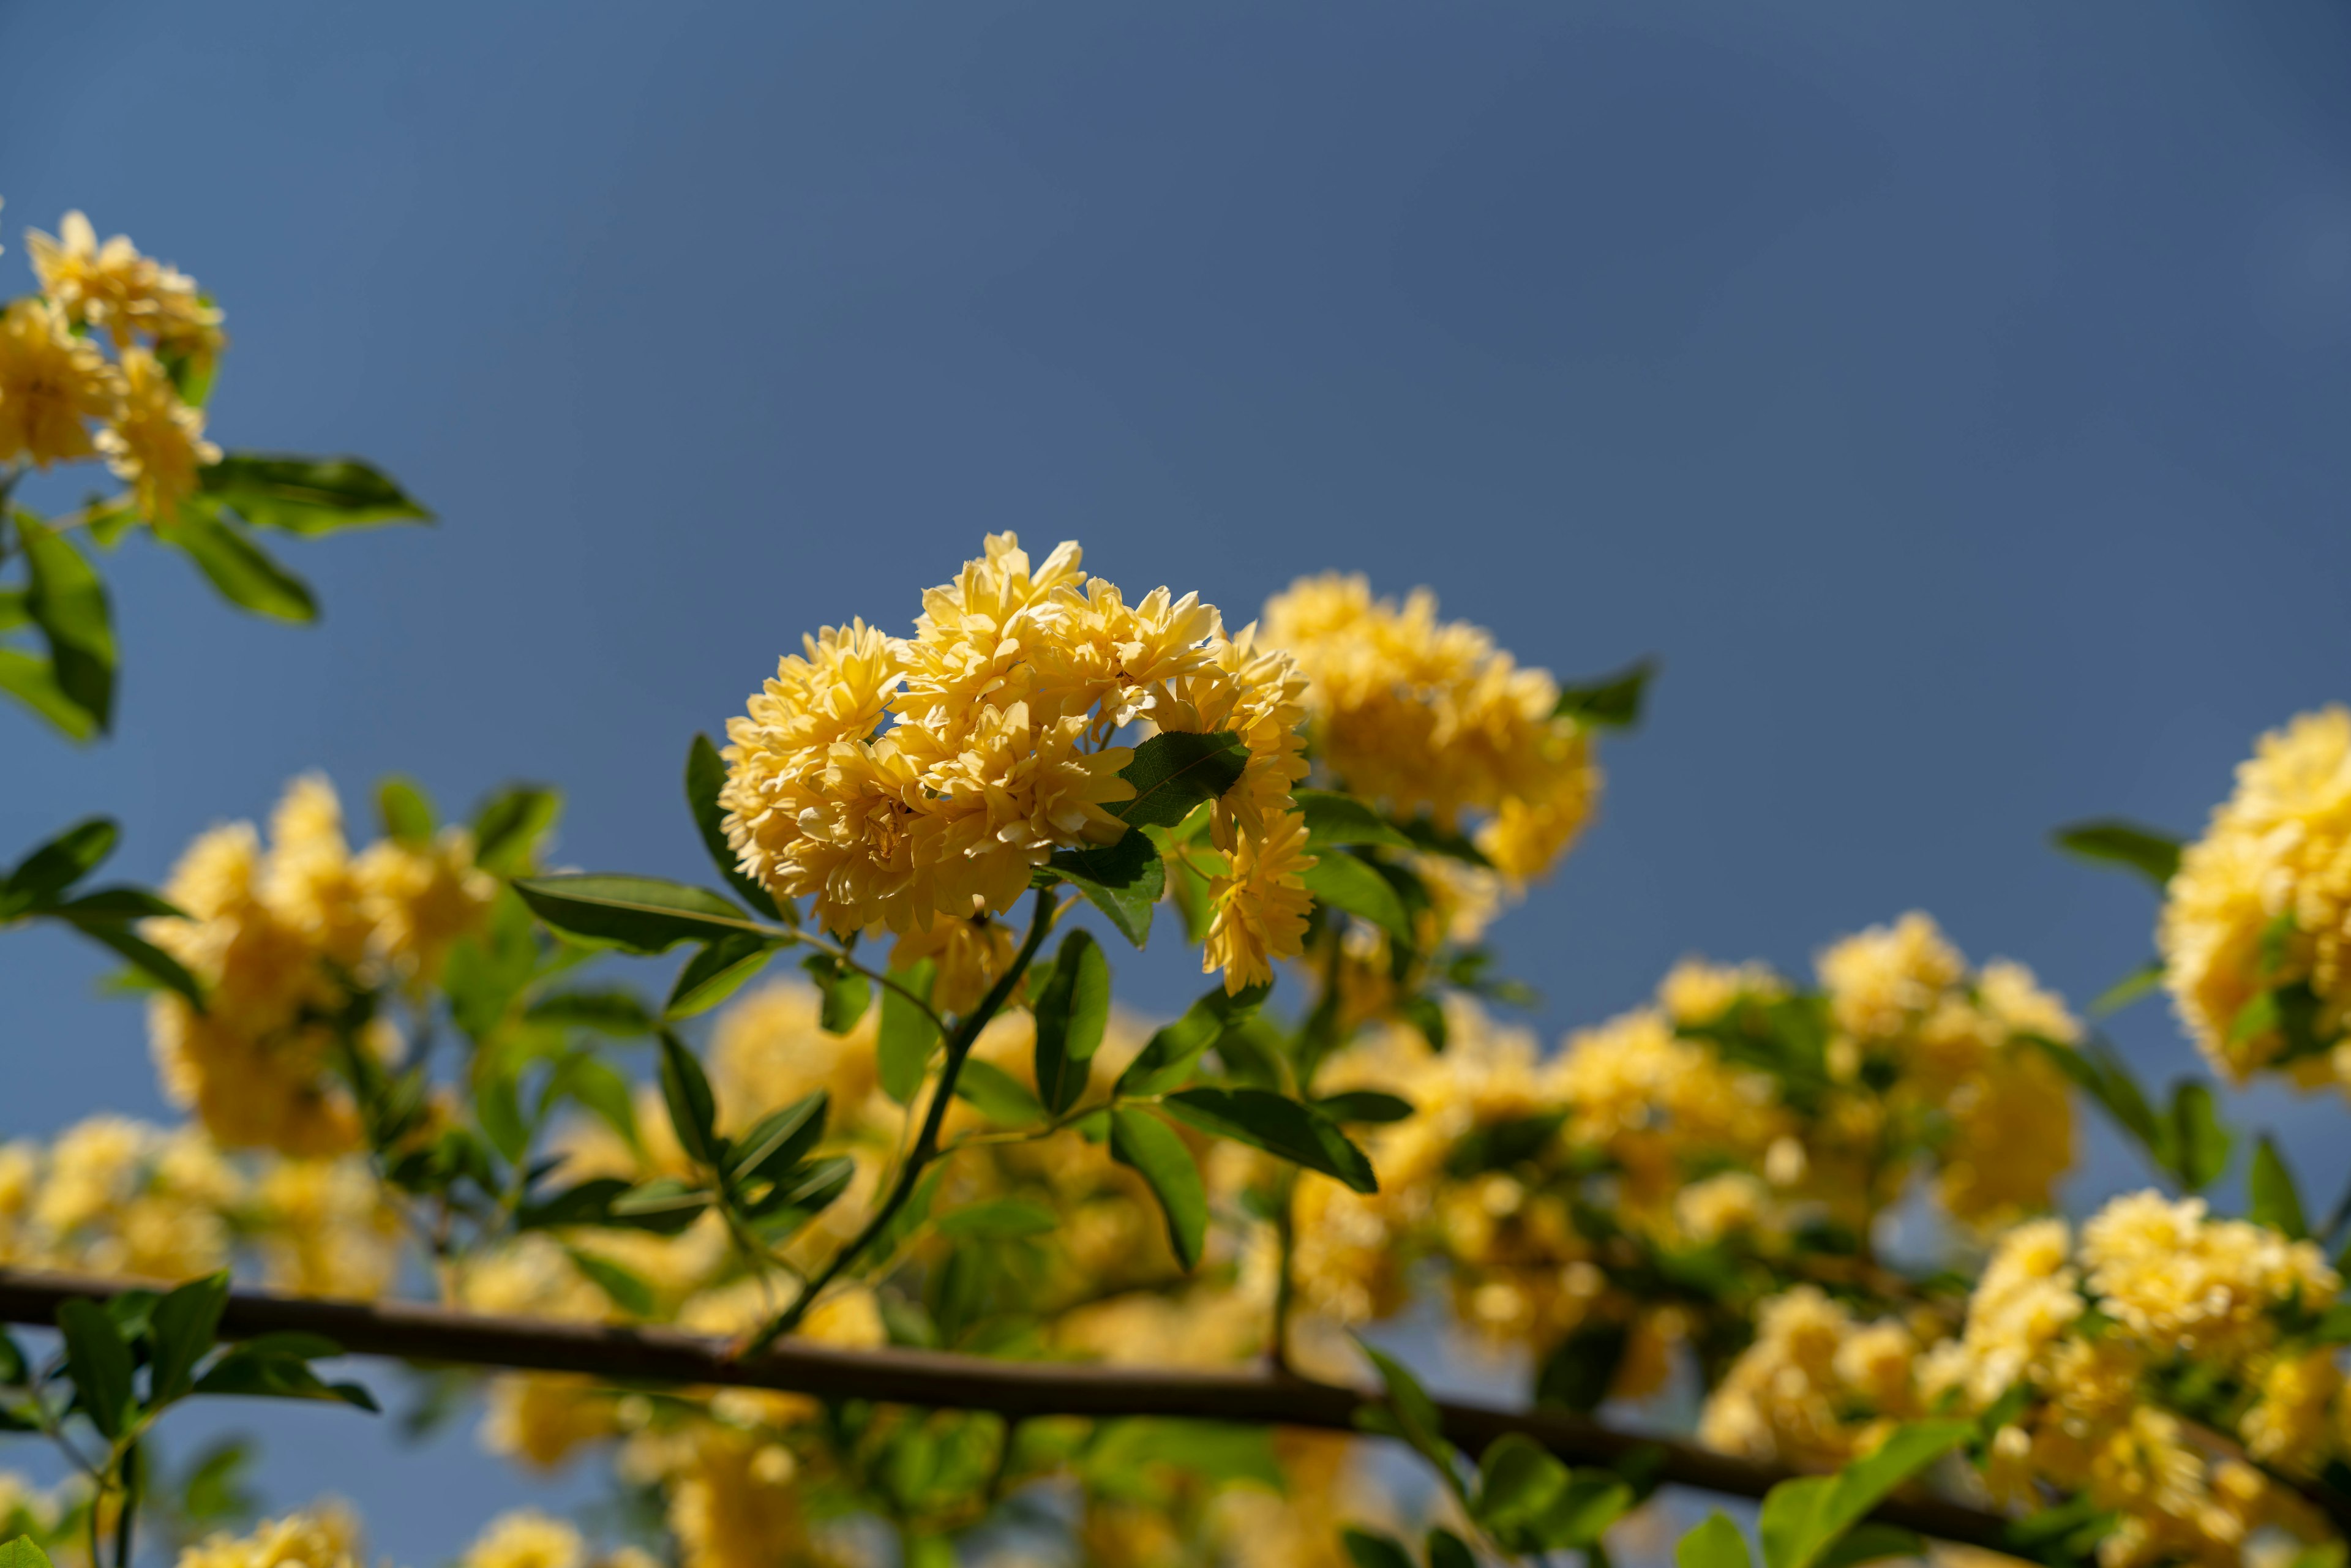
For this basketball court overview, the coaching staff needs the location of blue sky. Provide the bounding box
[6,1,2351,1556]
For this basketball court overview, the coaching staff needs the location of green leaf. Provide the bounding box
[1110,730,1249,829]
[5,817,118,907]
[685,733,782,919]
[1294,789,1417,853]
[0,1537,58,1568]
[605,1178,712,1236]
[2170,1080,2232,1194]
[2050,819,2181,888]
[656,1030,719,1166]
[1425,1529,1474,1568]
[162,505,318,623]
[1339,1529,1416,1568]
[514,1176,631,1230]
[1033,928,1111,1115]
[1812,1524,1927,1568]
[192,1349,378,1413]
[0,647,95,740]
[726,1092,828,1185]
[563,1247,654,1318]
[954,1059,1046,1127]
[2091,959,2165,1018]
[2251,1135,2308,1239]
[176,1436,257,1528]
[2031,1036,2166,1174]
[51,886,180,921]
[17,514,114,734]
[1302,852,1414,947]
[45,911,204,1008]
[878,960,939,1105]
[1397,994,1448,1052]
[375,776,435,846]
[148,1272,231,1406]
[546,1057,641,1153]
[1678,1514,1753,1568]
[1313,1091,1414,1125]
[0,590,22,634]
[524,988,656,1036]
[56,1298,134,1438]
[801,951,871,1033]
[470,785,561,875]
[1525,1473,1634,1551]
[200,452,432,534]
[1110,1108,1207,1270]
[1474,1434,1572,1540]
[1553,656,1655,729]
[1164,1087,1378,1193]
[1535,1318,1630,1414]
[1757,1420,1969,1568]
[512,873,766,954]
[1115,983,1270,1098]
[1038,831,1163,948]
[1357,1343,1453,1483]
[936,1198,1057,1239]
[666,933,779,1019]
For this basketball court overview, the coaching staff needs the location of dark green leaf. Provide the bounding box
[1444,1112,1565,1179]
[514,1176,631,1231]
[1525,1473,1633,1551]
[1397,994,1447,1052]
[161,505,318,623]
[17,514,113,734]
[1425,1529,1475,1568]
[1389,814,1493,869]
[512,874,765,954]
[667,933,779,1019]
[471,786,561,875]
[727,1093,828,1184]
[656,1031,719,1166]
[1302,852,1414,947]
[1314,1091,1414,1125]
[56,1299,134,1438]
[375,777,435,846]
[685,733,782,919]
[192,1349,378,1413]
[0,1330,24,1386]
[606,1178,713,1236]
[51,887,181,921]
[1535,1318,1630,1414]
[6,817,117,906]
[1110,1108,1207,1270]
[1295,790,1417,853]
[936,1198,1057,1239]
[2170,1081,2232,1194]
[1111,730,1248,829]
[1339,1530,1415,1568]
[1033,928,1111,1115]
[563,1248,654,1318]
[1038,831,1163,947]
[953,1059,1045,1127]
[524,988,656,1036]
[546,1057,640,1153]
[2050,819,2181,888]
[744,1157,854,1242]
[1678,1514,1753,1568]
[2251,1135,2308,1239]
[1553,656,1654,729]
[1166,1088,1378,1191]
[2091,959,2165,1018]
[2031,1037,2165,1172]
[801,951,871,1033]
[200,452,432,534]
[1812,1525,1927,1568]
[48,913,204,1008]
[878,960,939,1105]
[1116,983,1270,1098]
[1357,1343,1452,1480]
[0,647,95,740]
[149,1272,231,1406]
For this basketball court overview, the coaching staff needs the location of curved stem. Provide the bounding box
[742,889,1060,1352]
[781,926,952,1045]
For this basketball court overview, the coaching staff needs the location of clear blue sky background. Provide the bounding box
[6,1,2351,1558]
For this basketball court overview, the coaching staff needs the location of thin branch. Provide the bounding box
[0,1266,2017,1551]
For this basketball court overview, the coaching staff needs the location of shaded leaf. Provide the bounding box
[563,1248,654,1318]
[5,817,117,907]
[656,1031,719,1166]
[524,988,656,1035]
[512,874,764,954]
[1115,983,1270,1098]
[1164,1087,1378,1193]
[936,1198,1057,1239]
[2251,1135,2308,1239]
[667,932,779,1019]
[1425,1529,1474,1568]
[878,959,939,1105]
[605,1178,713,1236]
[149,1271,231,1406]
[17,514,113,734]
[1302,852,1414,947]
[2170,1081,2232,1194]
[1553,656,1655,729]
[1038,831,1162,947]
[162,505,318,622]
[57,1298,134,1438]
[1110,1108,1207,1269]
[193,1348,378,1412]
[1295,790,1416,853]
[1339,1531,1415,1568]
[514,1176,631,1231]
[685,733,782,918]
[726,1092,828,1185]
[1034,928,1111,1115]
[1314,1091,1413,1125]
[2051,819,2181,888]
[471,786,561,875]
[953,1059,1045,1127]
[1110,730,1248,829]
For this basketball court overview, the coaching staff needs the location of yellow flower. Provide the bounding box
[461,1510,585,1568]
[2079,1190,2336,1361]
[2162,706,2351,1081]
[890,909,1019,1016]
[26,211,222,350]
[0,297,118,468]
[1204,807,1315,994]
[353,828,496,985]
[482,1376,619,1471]
[96,345,219,524]
[178,1506,362,1568]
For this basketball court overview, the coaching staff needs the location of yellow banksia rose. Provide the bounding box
[721,534,1314,991]
[2162,705,2351,1084]
[1261,572,1599,880]
[96,344,218,525]
[889,909,1019,1016]
[0,296,118,468]
[26,210,222,350]
[462,1510,587,1568]
[178,1506,364,1568]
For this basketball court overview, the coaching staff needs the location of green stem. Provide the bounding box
[111,1441,138,1568]
[743,888,1059,1352]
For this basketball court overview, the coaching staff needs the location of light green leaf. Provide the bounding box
[0,647,96,740]
[1110,1108,1207,1270]
[1758,1420,1968,1568]
[1678,1514,1753,1568]
[801,951,871,1034]
[953,1059,1044,1127]
[878,959,939,1105]
[1163,1087,1378,1193]
[0,1536,58,1568]
[512,874,766,954]
[17,513,113,733]
[1302,852,1414,947]
[1474,1433,1572,1541]
[563,1248,654,1318]
[2051,819,2181,888]
[666,932,779,1019]
[2251,1135,2309,1239]
[201,452,432,534]
[2091,959,2165,1018]
[2170,1081,2232,1194]
[162,505,318,622]
[375,776,435,845]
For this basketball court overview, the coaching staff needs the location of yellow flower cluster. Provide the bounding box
[178,1504,363,1568]
[1697,1286,1934,1470]
[2162,705,2351,1085]
[721,534,1314,993]
[1260,573,1599,879]
[0,210,225,521]
[145,774,495,1154]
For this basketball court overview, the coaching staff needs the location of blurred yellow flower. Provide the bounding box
[94,345,217,524]
[0,297,118,468]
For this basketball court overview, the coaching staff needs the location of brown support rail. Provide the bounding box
[0,1267,2012,1551]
